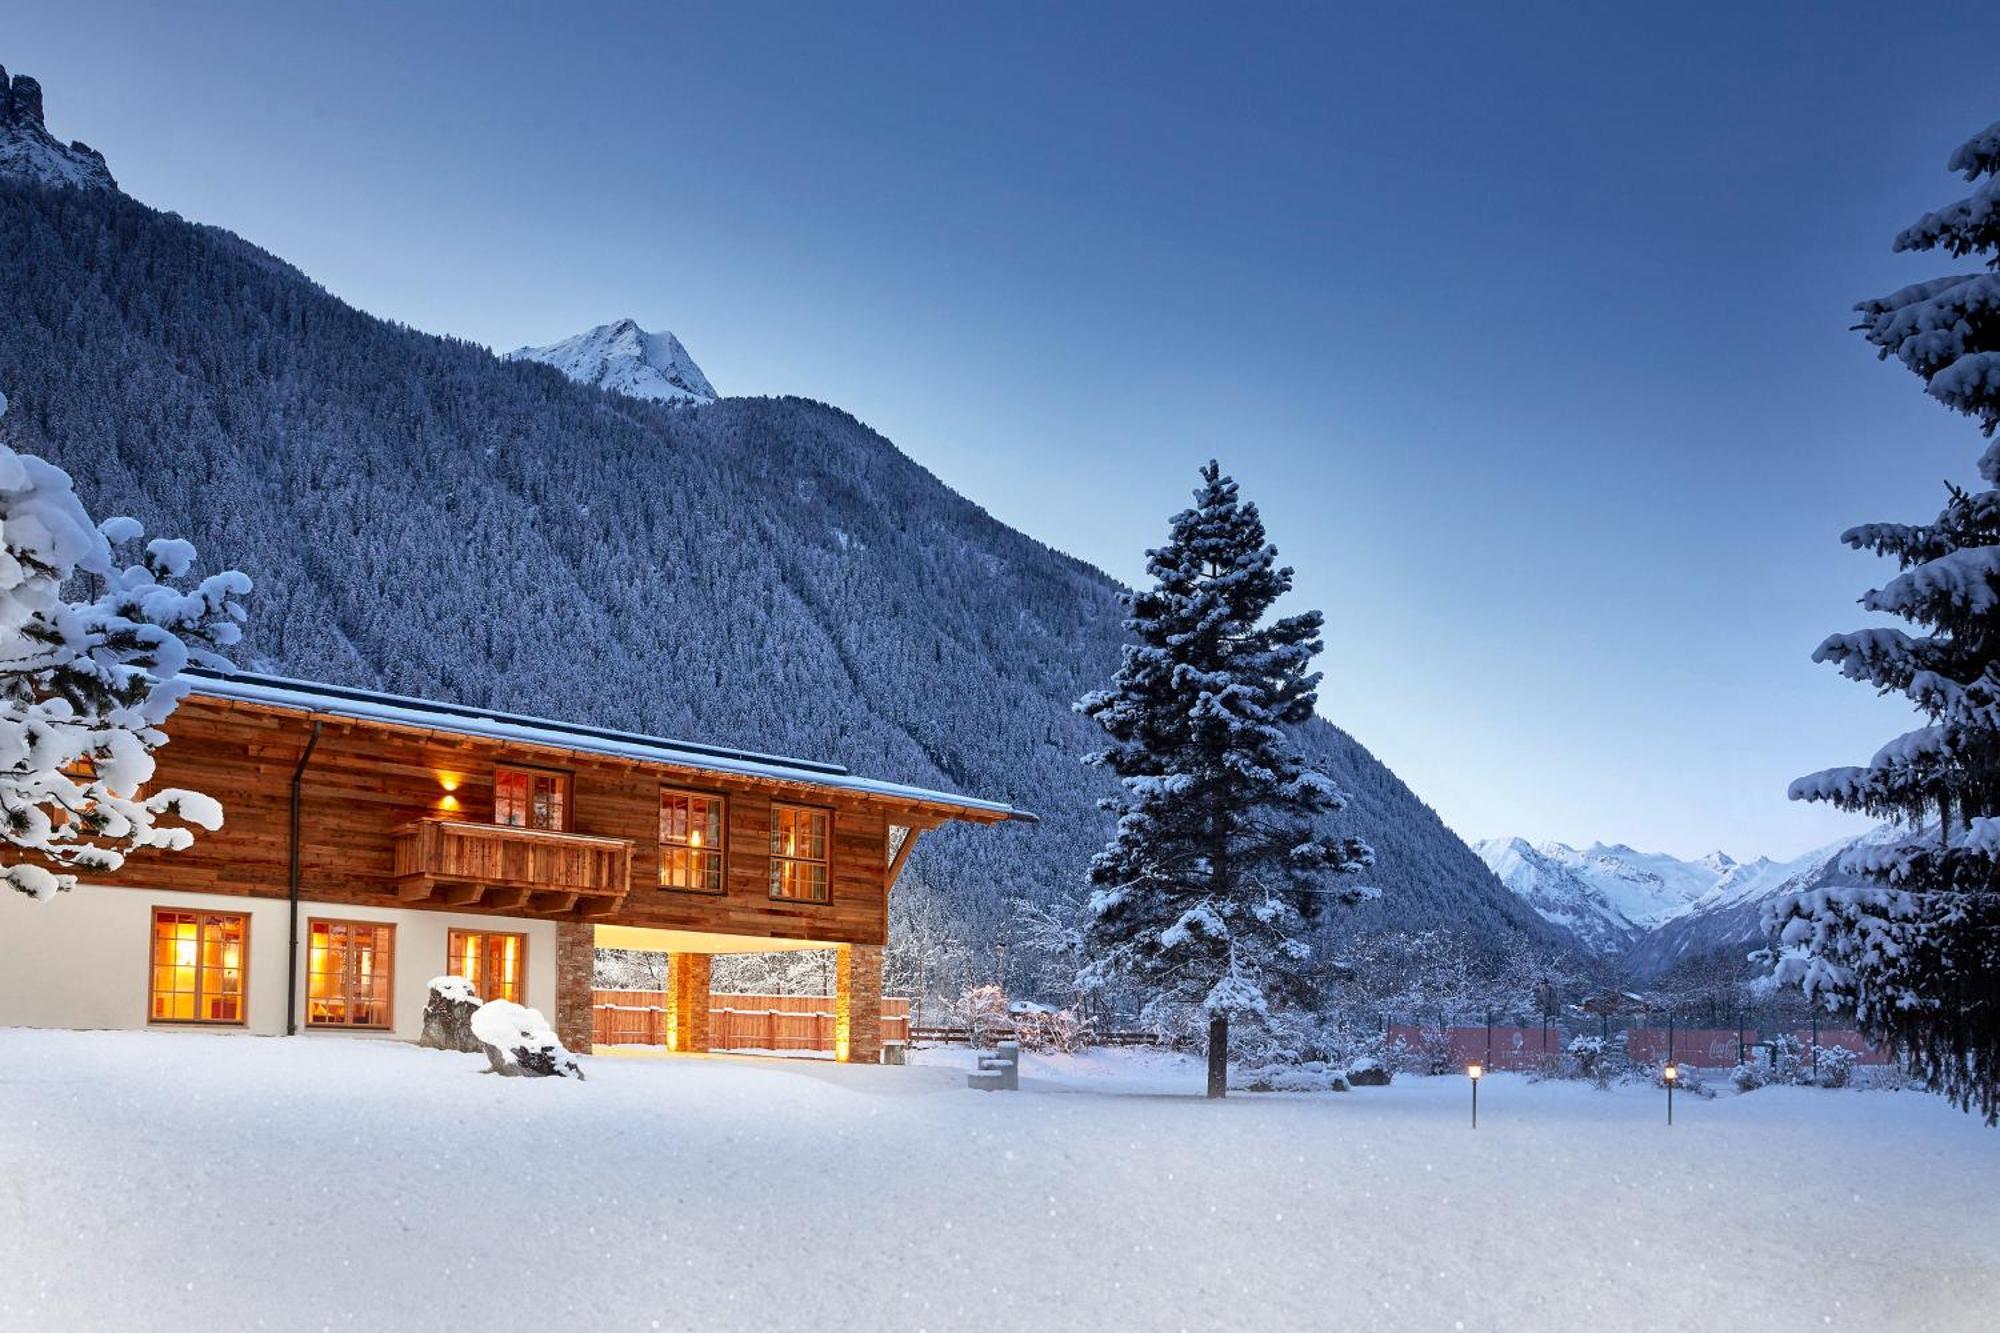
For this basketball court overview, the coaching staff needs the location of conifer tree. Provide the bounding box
[1077,462,1374,1097]
[0,388,248,899]
[1771,120,2000,1124]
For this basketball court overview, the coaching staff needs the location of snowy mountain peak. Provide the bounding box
[505,319,717,404]
[0,65,116,192]
[1475,829,1886,964]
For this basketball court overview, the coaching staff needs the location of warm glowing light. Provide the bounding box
[690,829,702,848]
[1664,1064,1679,1082]
[1467,1063,1483,1080]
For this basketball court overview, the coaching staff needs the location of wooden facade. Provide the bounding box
[109,684,1020,950]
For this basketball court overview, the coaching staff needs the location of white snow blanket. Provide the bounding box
[0,1032,1993,1331]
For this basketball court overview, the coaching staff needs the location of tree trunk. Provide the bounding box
[1207,1012,1228,1098]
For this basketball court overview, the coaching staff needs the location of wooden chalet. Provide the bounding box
[0,671,1031,1061]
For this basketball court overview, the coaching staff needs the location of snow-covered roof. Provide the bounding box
[181,669,1032,823]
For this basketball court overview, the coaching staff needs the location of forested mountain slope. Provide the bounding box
[0,177,1558,968]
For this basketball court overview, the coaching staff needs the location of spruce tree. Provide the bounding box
[1772,120,2000,1124]
[1077,462,1374,1097]
[0,387,248,899]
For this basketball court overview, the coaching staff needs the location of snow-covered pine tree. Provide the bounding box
[0,387,249,899]
[1770,120,2000,1125]
[1076,462,1375,1097]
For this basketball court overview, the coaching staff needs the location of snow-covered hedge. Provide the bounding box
[1234,1060,1350,1093]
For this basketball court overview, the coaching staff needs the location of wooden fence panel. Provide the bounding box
[591,989,911,1052]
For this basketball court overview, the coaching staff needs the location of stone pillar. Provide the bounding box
[553,920,595,1055]
[835,944,884,1063]
[671,952,712,1053]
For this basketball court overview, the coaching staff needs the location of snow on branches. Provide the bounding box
[0,389,248,899]
[1771,120,2000,1124]
[1075,461,1374,1094]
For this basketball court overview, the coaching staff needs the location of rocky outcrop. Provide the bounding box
[419,976,484,1053]
[0,64,117,191]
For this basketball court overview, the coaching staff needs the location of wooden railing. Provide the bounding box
[393,819,633,917]
[592,988,912,1051]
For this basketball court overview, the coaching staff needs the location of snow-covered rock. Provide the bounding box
[0,66,116,192]
[471,999,584,1079]
[506,318,716,404]
[419,975,482,1052]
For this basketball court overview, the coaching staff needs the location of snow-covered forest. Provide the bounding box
[0,177,1559,993]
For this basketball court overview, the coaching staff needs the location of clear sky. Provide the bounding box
[9,2,1999,860]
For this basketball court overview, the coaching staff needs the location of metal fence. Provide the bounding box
[1382,1018,1893,1071]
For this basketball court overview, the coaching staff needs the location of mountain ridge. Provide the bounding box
[0,167,1563,976]
[1476,828,1888,975]
[0,65,114,192]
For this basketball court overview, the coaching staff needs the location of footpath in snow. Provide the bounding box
[0,1030,1994,1332]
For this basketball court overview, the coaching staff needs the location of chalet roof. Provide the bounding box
[181,669,1034,824]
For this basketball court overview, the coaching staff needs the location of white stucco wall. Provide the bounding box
[0,882,557,1041]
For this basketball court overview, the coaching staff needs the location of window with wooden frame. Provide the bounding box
[659,788,725,893]
[769,803,831,903]
[305,919,395,1028]
[494,765,570,831]
[149,909,248,1024]
[447,929,526,1004]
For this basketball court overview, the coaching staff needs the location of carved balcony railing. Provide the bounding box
[392,819,634,918]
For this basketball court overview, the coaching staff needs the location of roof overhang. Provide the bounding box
[180,669,1034,827]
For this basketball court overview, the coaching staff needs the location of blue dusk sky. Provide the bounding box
[9,2,1999,860]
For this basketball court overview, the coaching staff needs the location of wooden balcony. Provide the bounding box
[392,819,634,918]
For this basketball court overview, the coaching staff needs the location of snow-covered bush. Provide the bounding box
[1414,1024,1455,1076]
[1731,1061,1767,1093]
[950,984,1009,1048]
[1812,1045,1858,1089]
[1766,1034,1808,1085]
[1644,1061,1711,1097]
[1344,1056,1391,1086]
[1566,1035,1610,1086]
[471,1000,583,1080]
[0,388,249,900]
[1234,1060,1350,1093]
[1008,1000,1090,1054]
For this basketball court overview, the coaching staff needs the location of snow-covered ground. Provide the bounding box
[1,1031,1993,1332]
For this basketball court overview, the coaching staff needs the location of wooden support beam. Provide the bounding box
[885,826,923,891]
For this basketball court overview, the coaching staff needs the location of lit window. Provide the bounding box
[660,789,725,893]
[769,804,830,903]
[495,766,569,831]
[306,920,395,1028]
[447,929,525,1004]
[150,910,247,1024]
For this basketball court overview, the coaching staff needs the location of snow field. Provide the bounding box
[0,1030,1993,1332]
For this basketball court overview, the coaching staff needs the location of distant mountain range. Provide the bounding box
[0,61,1565,982]
[507,319,717,404]
[1475,827,1893,976]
